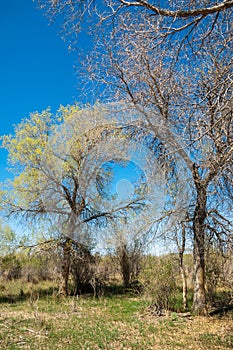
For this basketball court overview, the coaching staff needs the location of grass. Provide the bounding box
[0,281,232,349]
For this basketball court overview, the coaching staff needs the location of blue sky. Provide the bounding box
[0,1,142,232]
[0,0,80,181]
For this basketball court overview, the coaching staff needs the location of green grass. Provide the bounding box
[199,333,233,348]
[0,281,232,349]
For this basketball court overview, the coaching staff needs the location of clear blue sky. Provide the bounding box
[0,0,80,181]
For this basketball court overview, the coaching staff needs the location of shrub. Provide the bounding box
[0,253,22,280]
[139,255,178,312]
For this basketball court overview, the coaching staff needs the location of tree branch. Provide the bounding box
[120,0,233,18]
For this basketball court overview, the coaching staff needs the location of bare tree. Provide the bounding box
[108,31,233,314]
[37,1,233,37]
[36,0,233,314]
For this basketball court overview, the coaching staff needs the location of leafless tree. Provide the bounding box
[36,0,233,314]
[37,1,233,40]
[104,25,233,314]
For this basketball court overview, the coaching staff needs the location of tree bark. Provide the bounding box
[180,223,188,310]
[120,0,233,18]
[180,265,188,310]
[192,182,207,315]
[60,239,72,296]
[120,244,131,289]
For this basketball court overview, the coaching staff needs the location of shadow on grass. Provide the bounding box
[0,282,137,304]
[0,286,59,304]
[208,290,233,316]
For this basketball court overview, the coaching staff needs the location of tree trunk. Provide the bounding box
[192,184,207,315]
[60,239,72,296]
[180,265,188,310]
[179,223,188,310]
[120,244,131,289]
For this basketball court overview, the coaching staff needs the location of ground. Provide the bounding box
[0,282,232,349]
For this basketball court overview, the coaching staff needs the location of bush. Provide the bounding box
[205,248,233,305]
[139,255,178,312]
[0,254,22,280]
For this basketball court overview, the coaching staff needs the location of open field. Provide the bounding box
[0,281,232,350]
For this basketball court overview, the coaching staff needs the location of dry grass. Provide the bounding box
[0,281,232,349]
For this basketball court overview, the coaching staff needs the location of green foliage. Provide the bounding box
[0,253,22,280]
[206,248,224,302]
[1,109,53,168]
[205,247,233,304]
[139,255,178,312]
[0,220,16,256]
[0,248,58,284]
[0,105,83,218]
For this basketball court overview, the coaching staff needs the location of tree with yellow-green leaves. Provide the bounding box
[0,219,17,256]
[1,109,53,218]
[0,105,107,295]
[1,104,155,295]
[1,105,109,222]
